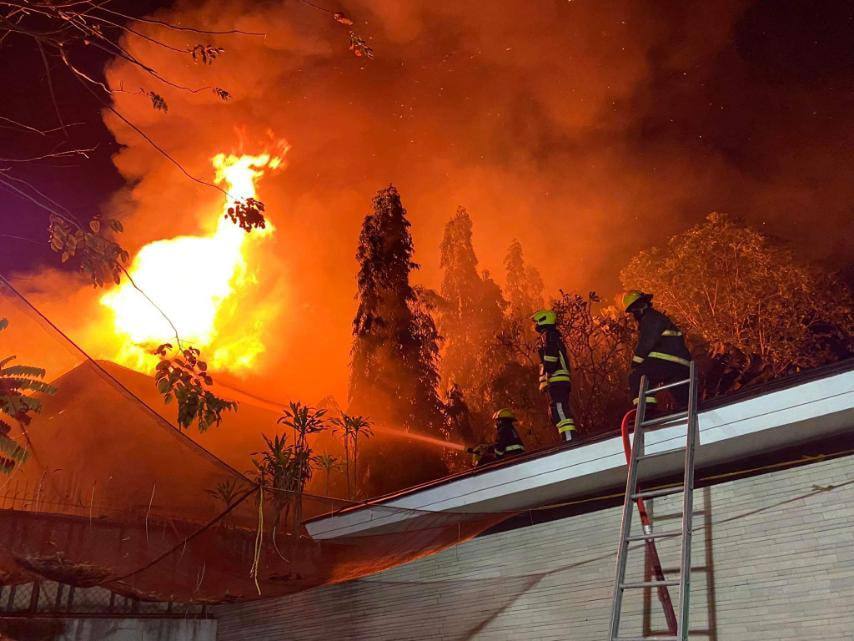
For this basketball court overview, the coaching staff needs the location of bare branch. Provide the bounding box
[0,116,85,135]
[0,147,95,163]
[70,72,228,197]
[35,38,68,137]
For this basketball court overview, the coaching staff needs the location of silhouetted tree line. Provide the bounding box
[348,188,854,495]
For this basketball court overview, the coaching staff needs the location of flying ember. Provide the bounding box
[100,152,283,373]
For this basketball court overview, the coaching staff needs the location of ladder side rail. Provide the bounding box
[677,362,700,640]
[608,375,649,640]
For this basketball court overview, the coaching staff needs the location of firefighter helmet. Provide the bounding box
[492,408,517,422]
[621,290,652,312]
[531,309,557,328]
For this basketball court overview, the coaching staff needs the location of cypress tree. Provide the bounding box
[349,186,446,493]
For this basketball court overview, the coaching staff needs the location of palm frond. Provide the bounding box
[1,364,47,379]
[0,434,29,463]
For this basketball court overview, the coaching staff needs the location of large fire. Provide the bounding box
[101,152,283,373]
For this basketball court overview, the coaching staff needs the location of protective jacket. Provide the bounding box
[632,309,691,369]
[538,327,571,391]
[494,419,525,458]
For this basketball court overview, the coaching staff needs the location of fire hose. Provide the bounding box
[621,409,679,635]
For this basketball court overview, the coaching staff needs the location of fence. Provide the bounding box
[0,580,209,618]
[1,474,210,619]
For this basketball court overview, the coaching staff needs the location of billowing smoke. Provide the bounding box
[17,0,854,406]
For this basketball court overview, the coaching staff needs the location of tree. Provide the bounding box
[483,240,554,448]
[552,292,635,434]
[436,208,507,443]
[621,212,854,393]
[504,239,544,325]
[253,433,296,541]
[275,402,327,532]
[349,186,448,494]
[0,319,57,474]
[444,383,474,445]
[331,413,373,499]
[313,454,341,498]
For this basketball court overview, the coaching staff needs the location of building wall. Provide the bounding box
[0,617,216,641]
[216,454,854,641]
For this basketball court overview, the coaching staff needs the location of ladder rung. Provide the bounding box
[637,448,683,461]
[621,579,680,589]
[632,486,684,499]
[613,636,680,641]
[626,529,681,541]
[641,410,689,428]
[647,378,691,394]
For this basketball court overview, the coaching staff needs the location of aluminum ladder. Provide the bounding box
[608,361,700,641]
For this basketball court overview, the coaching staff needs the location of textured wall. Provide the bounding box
[0,617,216,641]
[57,618,217,641]
[216,454,854,641]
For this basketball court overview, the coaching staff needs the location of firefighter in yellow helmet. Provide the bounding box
[491,409,526,459]
[531,309,576,441]
[465,409,525,466]
[622,291,692,411]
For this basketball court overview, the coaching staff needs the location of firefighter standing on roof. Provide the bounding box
[531,309,576,441]
[622,291,692,411]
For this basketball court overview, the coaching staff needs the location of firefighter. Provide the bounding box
[466,443,496,467]
[531,309,576,441]
[491,409,526,459]
[465,409,525,466]
[622,290,692,412]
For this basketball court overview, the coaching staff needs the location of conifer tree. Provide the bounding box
[349,186,447,493]
[438,208,506,399]
[492,240,554,448]
[504,239,544,324]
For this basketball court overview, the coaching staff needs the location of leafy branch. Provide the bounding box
[225,198,267,232]
[153,344,237,431]
[47,215,129,287]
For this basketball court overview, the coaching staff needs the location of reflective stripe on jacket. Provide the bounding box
[633,308,691,367]
[494,421,525,458]
[539,328,571,384]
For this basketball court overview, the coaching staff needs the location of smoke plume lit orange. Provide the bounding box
[10,0,849,410]
[100,152,284,373]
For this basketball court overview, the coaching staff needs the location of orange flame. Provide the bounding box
[100,152,284,373]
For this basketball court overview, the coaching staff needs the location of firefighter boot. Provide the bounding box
[557,418,576,442]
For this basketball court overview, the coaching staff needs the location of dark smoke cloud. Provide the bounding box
[38,0,852,402]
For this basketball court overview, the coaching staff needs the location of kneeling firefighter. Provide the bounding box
[622,290,692,412]
[492,408,525,459]
[531,309,576,441]
[466,409,525,466]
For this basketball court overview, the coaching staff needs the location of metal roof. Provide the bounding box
[306,360,854,539]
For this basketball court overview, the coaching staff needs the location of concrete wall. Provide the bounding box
[59,618,216,641]
[0,617,216,641]
[216,453,854,641]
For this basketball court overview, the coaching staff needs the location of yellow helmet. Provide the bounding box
[492,408,516,422]
[531,309,557,328]
[621,290,652,312]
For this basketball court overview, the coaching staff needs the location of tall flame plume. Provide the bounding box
[101,152,283,373]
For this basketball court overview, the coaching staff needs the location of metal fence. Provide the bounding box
[1,478,210,618]
[0,580,209,618]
